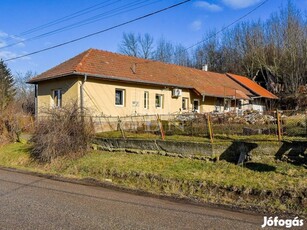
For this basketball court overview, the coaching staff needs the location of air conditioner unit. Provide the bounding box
[172,88,182,97]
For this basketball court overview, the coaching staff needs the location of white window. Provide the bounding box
[115,89,125,106]
[182,97,189,110]
[144,91,149,109]
[155,94,163,109]
[52,89,62,107]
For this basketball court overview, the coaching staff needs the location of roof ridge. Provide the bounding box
[87,48,226,76]
[30,49,91,81]
[75,48,94,72]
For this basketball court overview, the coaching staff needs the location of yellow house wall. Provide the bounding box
[82,79,197,116]
[37,77,79,113]
[200,96,216,113]
[36,76,228,117]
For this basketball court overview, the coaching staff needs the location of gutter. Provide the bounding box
[74,72,193,89]
[80,74,87,115]
[28,72,250,100]
[28,71,193,90]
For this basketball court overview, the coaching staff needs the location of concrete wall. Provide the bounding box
[93,138,213,156]
[93,138,307,166]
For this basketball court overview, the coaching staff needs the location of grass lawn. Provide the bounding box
[0,142,306,215]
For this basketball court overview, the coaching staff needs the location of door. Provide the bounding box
[193,99,200,112]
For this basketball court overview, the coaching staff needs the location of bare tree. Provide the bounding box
[138,33,154,59]
[173,44,190,66]
[154,37,174,63]
[192,30,223,72]
[14,71,36,114]
[118,32,139,57]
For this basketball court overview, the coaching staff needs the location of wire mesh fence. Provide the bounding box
[281,110,307,137]
[210,110,278,136]
[90,110,306,141]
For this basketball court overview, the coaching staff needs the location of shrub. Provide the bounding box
[0,103,33,144]
[30,104,94,161]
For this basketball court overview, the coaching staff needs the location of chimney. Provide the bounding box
[202,64,208,71]
[131,63,137,74]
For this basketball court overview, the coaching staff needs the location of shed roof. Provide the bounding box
[226,73,278,99]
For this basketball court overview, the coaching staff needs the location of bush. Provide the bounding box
[30,105,94,161]
[0,103,33,144]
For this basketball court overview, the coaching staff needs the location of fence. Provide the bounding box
[90,110,306,142]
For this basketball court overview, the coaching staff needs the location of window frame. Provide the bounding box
[52,89,62,108]
[155,94,164,109]
[182,97,189,111]
[115,88,125,107]
[144,91,149,109]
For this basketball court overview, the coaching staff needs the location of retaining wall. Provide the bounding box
[93,138,307,164]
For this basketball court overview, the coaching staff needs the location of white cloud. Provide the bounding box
[0,30,25,49]
[0,51,18,60]
[222,0,262,9]
[0,31,8,38]
[0,51,30,62]
[190,20,202,31]
[0,40,7,48]
[194,1,223,12]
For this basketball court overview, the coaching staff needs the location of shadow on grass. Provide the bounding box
[275,141,307,169]
[244,162,276,172]
[219,142,258,164]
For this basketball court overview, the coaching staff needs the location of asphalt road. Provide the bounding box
[0,167,268,230]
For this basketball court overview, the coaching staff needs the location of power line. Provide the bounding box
[1,0,158,49]
[14,0,115,37]
[4,0,191,62]
[185,0,269,51]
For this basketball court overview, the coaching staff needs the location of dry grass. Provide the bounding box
[0,142,306,215]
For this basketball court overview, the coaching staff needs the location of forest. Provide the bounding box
[118,1,307,109]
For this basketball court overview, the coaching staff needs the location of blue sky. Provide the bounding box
[0,0,306,75]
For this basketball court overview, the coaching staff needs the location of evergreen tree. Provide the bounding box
[0,60,15,111]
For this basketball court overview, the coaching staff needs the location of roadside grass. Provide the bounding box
[0,142,306,215]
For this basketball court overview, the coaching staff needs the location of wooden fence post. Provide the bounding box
[156,114,165,140]
[207,113,213,143]
[117,116,126,139]
[276,110,282,142]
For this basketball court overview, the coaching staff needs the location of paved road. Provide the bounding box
[0,167,266,230]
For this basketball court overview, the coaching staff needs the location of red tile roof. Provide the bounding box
[28,48,276,100]
[226,73,278,99]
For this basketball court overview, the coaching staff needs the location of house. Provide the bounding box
[227,73,278,112]
[28,49,278,117]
